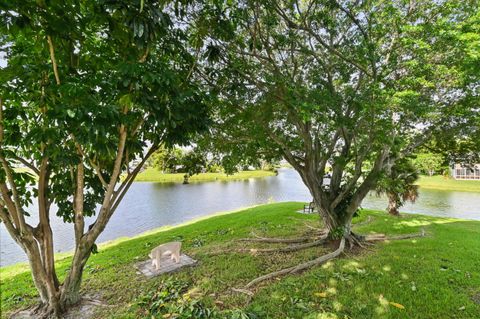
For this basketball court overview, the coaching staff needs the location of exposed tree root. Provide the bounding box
[244,237,345,289]
[352,216,374,227]
[231,288,254,296]
[250,237,327,253]
[11,303,59,319]
[287,217,327,232]
[237,234,312,244]
[365,228,426,242]
[346,232,369,249]
[33,304,59,319]
[239,228,329,243]
[303,223,328,233]
[229,228,427,292]
[208,236,328,256]
[10,295,111,319]
[239,237,328,254]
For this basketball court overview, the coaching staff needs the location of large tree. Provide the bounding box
[415,9,480,171]
[195,0,477,245]
[0,1,208,317]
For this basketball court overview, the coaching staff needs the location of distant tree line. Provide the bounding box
[147,146,278,183]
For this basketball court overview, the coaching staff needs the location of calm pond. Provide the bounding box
[1,168,479,266]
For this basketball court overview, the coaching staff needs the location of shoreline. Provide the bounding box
[134,169,277,183]
[0,203,264,272]
[415,175,480,193]
[2,202,479,318]
[0,202,473,271]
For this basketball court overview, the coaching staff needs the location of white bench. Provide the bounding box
[148,241,181,270]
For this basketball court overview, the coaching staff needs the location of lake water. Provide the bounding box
[1,168,479,267]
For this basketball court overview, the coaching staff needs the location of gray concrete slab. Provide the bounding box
[135,254,197,278]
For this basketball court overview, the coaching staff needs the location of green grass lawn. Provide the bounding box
[416,175,480,192]
[134,168,276,182]
[1,202,479,318]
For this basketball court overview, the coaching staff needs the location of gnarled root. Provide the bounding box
[244,237,345,289]
[286,217,326,232]
[208,236,328,256]
[238,229,328,244]
[352,216,374,227]
[250,237,328,254]
[346,232,370,249]
[303,223,327,232]
[232,228,426,292]
[365,228,426,242]
[231,288,254,296]
[12,302,62,319]
[238,234,312,244]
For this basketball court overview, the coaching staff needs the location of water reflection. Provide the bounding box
[1,168,479,266]
[364,188,479,220]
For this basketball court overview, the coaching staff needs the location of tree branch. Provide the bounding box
[73,162,85,244]
[0,154,27,233]
[47,35,61,85]
[85,126,128,242]
[271,2,373,78]
[109,144,158,215]
[0,201,20,239]
[12,155,40,175]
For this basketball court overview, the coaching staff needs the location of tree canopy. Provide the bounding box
[412,152,445,176]
[194,0,478,234]
[0,1,209,316]
[0,0,478,316]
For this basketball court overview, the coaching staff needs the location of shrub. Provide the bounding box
[135,279,257,319]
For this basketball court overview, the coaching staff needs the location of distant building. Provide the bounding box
[451,163,480,180]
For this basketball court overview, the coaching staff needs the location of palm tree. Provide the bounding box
[376,159,419,216]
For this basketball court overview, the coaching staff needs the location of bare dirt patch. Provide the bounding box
[9,295,110,319]
[471,292,480,305]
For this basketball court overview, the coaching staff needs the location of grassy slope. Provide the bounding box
[1,202,479,318]
[134,168,276,182]
[416,175,480,192]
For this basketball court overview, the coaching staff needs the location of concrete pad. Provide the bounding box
[135,254,197,278]
[296,209,317,214]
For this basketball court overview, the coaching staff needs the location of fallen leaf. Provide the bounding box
[389,302,405,310]
[183,287,201,299]
[411,282,417,291]
[314,292,327,298]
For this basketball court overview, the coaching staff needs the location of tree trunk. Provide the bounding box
[60,243,92,307]
[310,186,362,245]
[8,206,96,319]
[386,192,400,216]
[21,237,94,318]
[0,140,156,318]
[315,201,354,238]
[22,237,63,318]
